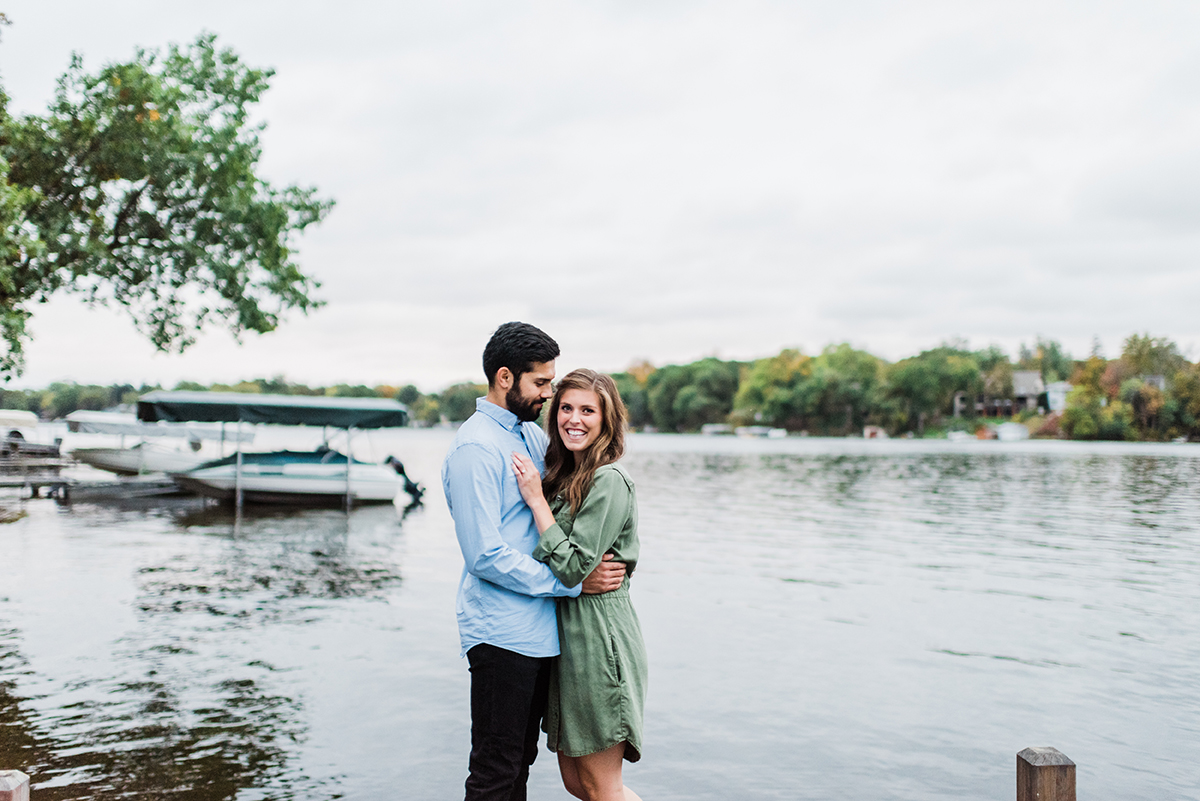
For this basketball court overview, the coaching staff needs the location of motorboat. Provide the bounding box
[137,391,423,507]
[996,422,1031,442]
[735,425,789,439]
[0,409,60,459]
[72,442,210,476]
[0,410,67,478]
[171,448,421,505]
[66,410,253,476]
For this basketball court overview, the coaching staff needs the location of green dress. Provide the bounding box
[533,463,647,762]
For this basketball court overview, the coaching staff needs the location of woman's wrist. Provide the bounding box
[527,495,550,516]
[529,498,555,534]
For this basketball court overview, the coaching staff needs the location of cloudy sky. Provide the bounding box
[3,1,1199,390]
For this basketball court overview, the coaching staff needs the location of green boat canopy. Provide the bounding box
[137,391,410,429]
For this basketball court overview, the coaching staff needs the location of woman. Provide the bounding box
[510,368,647,801]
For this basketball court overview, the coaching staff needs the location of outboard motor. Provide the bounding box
[385,456,425,503]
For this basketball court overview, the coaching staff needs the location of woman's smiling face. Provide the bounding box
[556,388,603,454]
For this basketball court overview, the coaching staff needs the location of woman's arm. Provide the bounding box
[510,451,556,533]
[511,454,630,592]
[531,467,631,588]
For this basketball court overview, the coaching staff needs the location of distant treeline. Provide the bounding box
[606,334,1200,441]
[5,333,1198,441]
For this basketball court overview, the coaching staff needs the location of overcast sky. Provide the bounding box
[3,1,1199,390]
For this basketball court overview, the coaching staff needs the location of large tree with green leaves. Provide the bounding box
[0,33,332,375]
[732,349,822,429]
[646,358,741,432]
[886,346,982,433]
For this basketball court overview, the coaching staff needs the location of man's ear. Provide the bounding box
[495,367,513,391]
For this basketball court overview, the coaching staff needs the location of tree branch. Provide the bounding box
[109,178,150,251]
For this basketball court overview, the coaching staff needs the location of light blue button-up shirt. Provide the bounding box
[443,398,581,658]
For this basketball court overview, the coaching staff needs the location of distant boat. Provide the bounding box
[66,410,253,476]
[171,449,419,505]
[996,422,1031,441]
[72,443,210,476]
[735,426,788,439]
[1,409,59,457]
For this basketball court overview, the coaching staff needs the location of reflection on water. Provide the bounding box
[623,440,1200,800]
[2,433,1199,800]
[0,500,408,800]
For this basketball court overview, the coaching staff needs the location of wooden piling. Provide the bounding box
[1017,747,1075,801]
[0,770,30,801]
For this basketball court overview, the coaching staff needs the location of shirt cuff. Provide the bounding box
[532,522,567,562]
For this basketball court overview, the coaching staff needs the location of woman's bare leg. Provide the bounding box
[557,753,587,800]
[572,742,643,801]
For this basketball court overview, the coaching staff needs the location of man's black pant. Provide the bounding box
[465,643,552,801]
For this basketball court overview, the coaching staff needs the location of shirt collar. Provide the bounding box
[475,397,524,433]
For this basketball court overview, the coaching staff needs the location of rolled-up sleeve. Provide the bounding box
[533,469,630,588]
[446,442,580,598]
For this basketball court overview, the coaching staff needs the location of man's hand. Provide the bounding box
[581,553,626,594]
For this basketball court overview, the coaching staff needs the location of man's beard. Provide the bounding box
[507,385,544,422]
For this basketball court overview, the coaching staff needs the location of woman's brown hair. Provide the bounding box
[542,369,627,515]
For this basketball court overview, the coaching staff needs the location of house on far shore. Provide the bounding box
[957,371,1065,418]
[1143,375,1166,391]
[1013,371,1045,412]
[1046,381,1073,412]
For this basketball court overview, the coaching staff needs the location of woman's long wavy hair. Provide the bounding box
[542,369,627,516]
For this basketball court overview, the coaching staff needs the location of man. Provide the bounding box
[443,321,626,801]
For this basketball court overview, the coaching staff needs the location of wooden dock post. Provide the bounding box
[1017,747,1075,801]
[0,770,30,801]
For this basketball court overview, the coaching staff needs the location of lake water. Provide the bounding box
[1,430,1198,800]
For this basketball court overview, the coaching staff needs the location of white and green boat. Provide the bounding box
[137,391,423,507]
[172,449,412,505]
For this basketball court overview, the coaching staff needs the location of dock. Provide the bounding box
[0,465,183,501]
[60,475,184,501]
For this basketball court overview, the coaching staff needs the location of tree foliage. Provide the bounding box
[0,34,332,375]
[886,346,981,432]
[610,366,652,429]
[1019,336,1075,383]
[1119,333,1184,377]
[732,348,812,428]
[646,358,741,432]
[735,344,888,434]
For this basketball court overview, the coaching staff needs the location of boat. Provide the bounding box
[996,422,1031,441]
[735,425,789,439]
[137,391,423,507]
[66,410,254,476]
[171,449,416,505]
[72,443,210,476]
[0,409,61,459]
[0,410,70,483]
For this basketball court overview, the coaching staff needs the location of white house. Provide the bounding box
[1046,381,1072,412]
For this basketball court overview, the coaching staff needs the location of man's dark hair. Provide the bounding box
[483,322,560,387]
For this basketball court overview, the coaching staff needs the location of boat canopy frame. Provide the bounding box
[136,391,410,509]
[136,391,409,429]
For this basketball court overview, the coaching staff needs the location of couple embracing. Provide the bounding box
[442,322,647,801]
